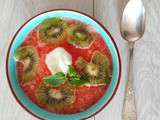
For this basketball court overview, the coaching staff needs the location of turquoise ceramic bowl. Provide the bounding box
[6,10,121,120]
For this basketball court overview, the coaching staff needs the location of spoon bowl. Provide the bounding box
[120,0,146,41]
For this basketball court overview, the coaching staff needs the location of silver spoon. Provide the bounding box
[120,0,145,120]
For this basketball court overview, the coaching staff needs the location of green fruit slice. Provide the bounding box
[36,84,75,110]
[38,18,68,44]
[68,25,92,48]
[75,52,112,85]
[14,46,39,83]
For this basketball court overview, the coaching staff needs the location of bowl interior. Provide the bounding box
[7,10,120,120]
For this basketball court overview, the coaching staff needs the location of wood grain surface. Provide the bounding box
[133,0,160,120]
[0,0,160,120]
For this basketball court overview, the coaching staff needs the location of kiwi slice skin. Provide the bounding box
[68,25,92,48]
[38,18,68,44]
[75,52,112,85]
[14,46,39,83]
[36,84,75,110]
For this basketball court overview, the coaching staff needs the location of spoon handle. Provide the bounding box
[122,43,137,120]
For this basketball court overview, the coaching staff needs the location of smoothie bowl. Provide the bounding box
[6,10,121,120]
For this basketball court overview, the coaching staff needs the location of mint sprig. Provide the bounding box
[44,65,86,87]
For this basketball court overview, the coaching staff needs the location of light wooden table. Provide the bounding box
[0,0,159,120]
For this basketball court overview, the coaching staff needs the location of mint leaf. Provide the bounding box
[44,72,67,87]
[67,65,84,86]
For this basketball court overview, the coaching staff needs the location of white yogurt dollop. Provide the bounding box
[45,47,72,75]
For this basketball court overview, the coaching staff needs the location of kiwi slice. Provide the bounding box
[38,18,68,44]
[14,46,39,83]
[75,52,112,85]
[36,84,75,109]
[68,25,92,48]
[75,57,90,83]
